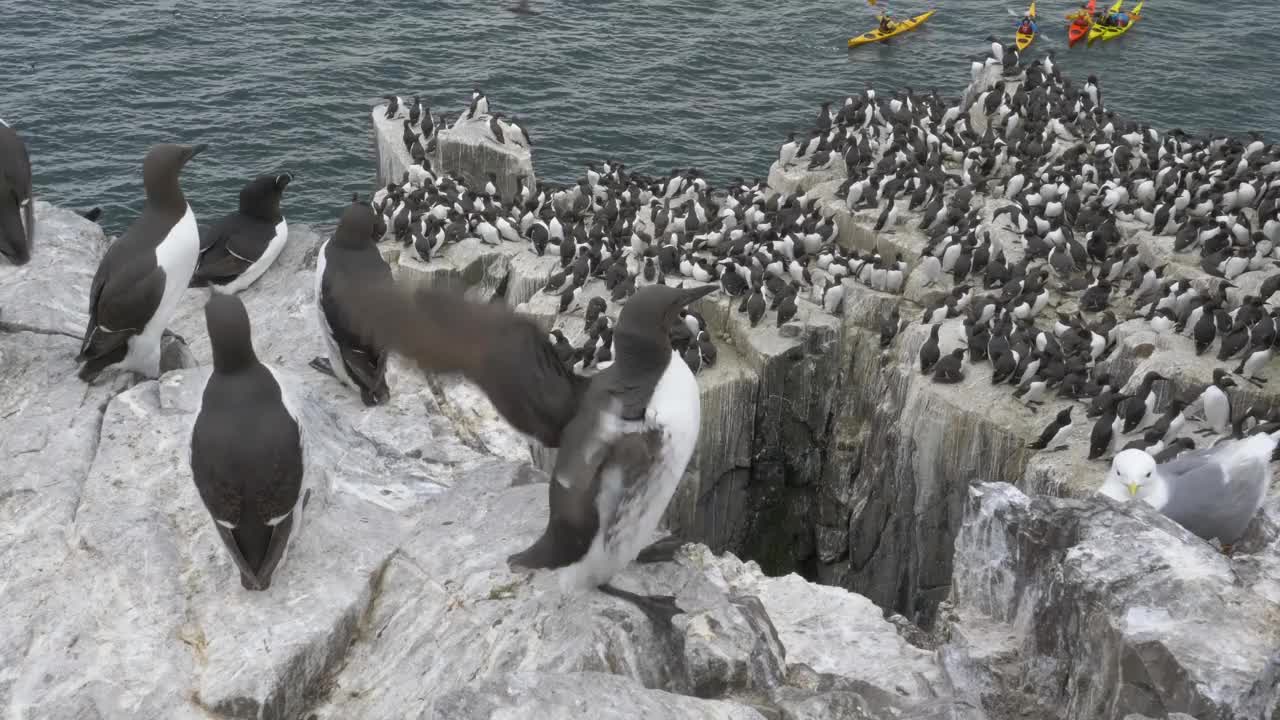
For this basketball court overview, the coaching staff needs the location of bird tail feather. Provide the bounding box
[1223,434,1278,481]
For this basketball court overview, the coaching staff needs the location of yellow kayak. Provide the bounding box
[1015,1,1037,50]
[848,10,937,47]
[1089,0,1142,44]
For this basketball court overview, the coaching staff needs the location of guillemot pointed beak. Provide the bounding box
[680,284,718,306]
[187,143,208,160]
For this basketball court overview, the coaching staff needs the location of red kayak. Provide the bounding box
[1068,17,1091,46]
[1066,0,1095,47]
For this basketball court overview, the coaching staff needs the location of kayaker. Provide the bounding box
[1017,15,1037,34]
[1113,11,1129,26]
[878,14,895,33]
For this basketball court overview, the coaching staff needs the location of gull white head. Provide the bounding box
[1099,449,1160,504]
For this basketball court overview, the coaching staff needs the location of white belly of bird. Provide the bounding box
[313,242,355,388]
[561,351,701,592]
[122,204,200,377]
[218,218,289,295]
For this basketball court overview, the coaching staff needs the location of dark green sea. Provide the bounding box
[4,0,1277,234]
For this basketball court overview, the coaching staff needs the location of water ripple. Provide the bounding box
[2,0,1276,234]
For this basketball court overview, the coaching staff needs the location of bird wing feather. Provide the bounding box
[191,395,304,588]
[320,273,390,396]
[506,398,660,571]
[78,252,165,362]
[191,225,255,283]
[1157,438,1271,543]
[326,271,587,447]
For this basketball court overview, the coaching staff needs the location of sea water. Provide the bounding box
[3,0,1276,234]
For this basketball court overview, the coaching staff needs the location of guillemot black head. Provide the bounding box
[205,293,259,374]
[143,142,205,209]
[615,284,717,356]
[333,199,378,250]
[239,173,292,222]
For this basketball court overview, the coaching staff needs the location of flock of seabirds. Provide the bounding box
[0,37,1278,624]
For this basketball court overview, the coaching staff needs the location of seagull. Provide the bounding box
[1099,434,1277,552]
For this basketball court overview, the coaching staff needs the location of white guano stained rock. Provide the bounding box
[2,204,972,720]
[944,482,1280,720]
[371,103,536,204]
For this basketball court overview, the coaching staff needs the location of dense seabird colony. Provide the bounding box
[375,44,1280,546]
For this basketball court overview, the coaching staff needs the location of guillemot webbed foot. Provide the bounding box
[636,536,686,564]
[599,584,682,628]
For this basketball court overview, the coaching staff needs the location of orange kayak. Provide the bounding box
[1068,18,1091,46]
[1067,0,1095,47]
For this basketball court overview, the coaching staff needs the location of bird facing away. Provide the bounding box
[190,293,309,591]
[326,274,718,625]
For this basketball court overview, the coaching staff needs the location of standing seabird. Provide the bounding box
[76,143,206,382]
[467,89,489,120]
[312,200,392,406]
[508,115,531,147]
[383,95,402,119]
[489,114,506,144]
[1195,369,1236,437]
[191,293,309,590]
[326,277,719,625]
[0,119,34,266]
[1027,406,1073,451]
[919,324,942,374]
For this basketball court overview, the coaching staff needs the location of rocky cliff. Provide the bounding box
[371,101,1280,632]
[3,69,1279,715]
[944,482,1280,720]
[0,203,974,719]
[4,186,1277,717]
[363,87,1280,719]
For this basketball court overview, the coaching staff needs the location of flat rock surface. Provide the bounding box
[0,201,104,336]
[1,204,966,719]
